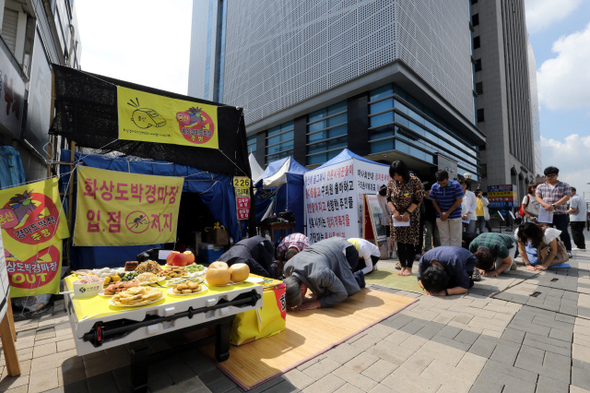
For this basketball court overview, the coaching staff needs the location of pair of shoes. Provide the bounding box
[567,251,573,258]
[472,269,481,281]
[395,262,401,270]
[572,247,586,252]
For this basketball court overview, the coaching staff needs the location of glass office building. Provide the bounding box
[189,0,537,186]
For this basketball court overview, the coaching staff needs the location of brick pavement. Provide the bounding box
[1,231,589,393]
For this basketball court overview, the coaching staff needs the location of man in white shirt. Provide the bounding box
[347,238,381,275]
[460,180,477,233]
[567,187,586,251]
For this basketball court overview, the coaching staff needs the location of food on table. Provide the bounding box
[124,261,139,271]
[110,286,163,306]
[103,280,140,295]
[183,251,195,264]
[121,272,139,282]
[172,280,202,294]
[136,272,163,284]
[229,263,250,283]
[103,274,122,285]
[73,275,103,284]
[135,260,163,275]
[206,261,231,286]
[185,264,205,273]
[162,266,188,279]
[166,251,188,266]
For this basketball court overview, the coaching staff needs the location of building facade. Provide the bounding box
[0,0,81,186]
[189,0,538,191]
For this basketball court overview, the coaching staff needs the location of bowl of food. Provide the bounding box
[72,275,105,297]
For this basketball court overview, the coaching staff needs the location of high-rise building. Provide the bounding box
[0,0,81,185]
[189,0,539,193]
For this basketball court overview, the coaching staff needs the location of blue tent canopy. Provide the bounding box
[254,157,308,234]
[315,148,389,170]
[60,150,240,269]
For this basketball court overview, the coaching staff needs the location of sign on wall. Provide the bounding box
[118,86,219,149]
[74,166,183,246]
[233,177,251,220]
[0,178,69,297]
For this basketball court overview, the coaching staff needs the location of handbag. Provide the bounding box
[205,222,230,246]
[538,239,569,266]
[519,195,529,218]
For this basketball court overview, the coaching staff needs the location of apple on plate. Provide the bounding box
[167,251,188,266]
[183,251,195,265]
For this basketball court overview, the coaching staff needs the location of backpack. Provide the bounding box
[519,195,529,218]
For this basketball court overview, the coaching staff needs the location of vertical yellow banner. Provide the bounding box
[74,167,184,246]
[0,178,69,297]
[117,86,219,149]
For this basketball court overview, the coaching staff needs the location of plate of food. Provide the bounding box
[204,280,245,287]
[109,287,164,307]
[246,276,264,283]
[160,266,189,280]
[102,280,140,296]
[167,282,207,296]
[136,273,166,286]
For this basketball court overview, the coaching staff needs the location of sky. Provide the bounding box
[75,0,590,199]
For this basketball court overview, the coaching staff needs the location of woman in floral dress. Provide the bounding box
[386,160,424,276]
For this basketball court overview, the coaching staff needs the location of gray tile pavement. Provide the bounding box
[2,232,590,392]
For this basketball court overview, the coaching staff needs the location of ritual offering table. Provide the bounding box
[63,274,263,392]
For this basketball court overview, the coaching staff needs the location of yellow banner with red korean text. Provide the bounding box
[74,166,184,246]
[0,178,69,297]
[117,86,219,149]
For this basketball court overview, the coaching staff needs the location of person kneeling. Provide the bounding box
[417,246,477,296]
[283,237,364,311]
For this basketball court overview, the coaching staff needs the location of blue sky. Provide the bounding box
[75,0,590,198]
[525,0,590,199]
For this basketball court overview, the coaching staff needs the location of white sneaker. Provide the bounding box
[567,251,573,258]
[572,247,586,252]
[391,252,397,260]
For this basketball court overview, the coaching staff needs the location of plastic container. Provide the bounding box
[199,243,225,264]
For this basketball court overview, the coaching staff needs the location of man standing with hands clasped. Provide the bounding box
[429,170,464,247]
[536,166,573,258]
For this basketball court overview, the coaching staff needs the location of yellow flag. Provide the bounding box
[0,178,69,297]
[74,166,184,246]
[118,86,219,149]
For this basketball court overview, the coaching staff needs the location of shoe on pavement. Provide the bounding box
[395,262,401,270]
[391,251,398,260]
[472,269,481,281]
[510,262,517,270]
[567,251,573,258]
[572,247,586,252]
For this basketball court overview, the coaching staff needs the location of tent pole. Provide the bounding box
[248,183,256,237]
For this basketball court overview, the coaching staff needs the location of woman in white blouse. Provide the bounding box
[515,223,561,271]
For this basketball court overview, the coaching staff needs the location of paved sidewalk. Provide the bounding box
[1,233,589,393]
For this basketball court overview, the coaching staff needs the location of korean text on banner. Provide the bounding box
[0,178,69,297]
[117,86,219,149]
[233,177,250,220]
[74,166,184,246]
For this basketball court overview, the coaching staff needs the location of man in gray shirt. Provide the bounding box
[283,237,364,311]
[568,187,586,251]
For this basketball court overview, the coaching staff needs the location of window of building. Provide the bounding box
[474,58,482,72]
[477,108,485,122]
[472,14,479,26]
[475,82,483,94]
[306,101,348,165]
[473,36,480,49]
[266,121,294,163]
[247,135,257,155]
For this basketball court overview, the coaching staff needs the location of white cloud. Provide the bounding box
[525,0,582,33]
[537,23,590,111]
[75,0,192,95]
[541,134,590,197]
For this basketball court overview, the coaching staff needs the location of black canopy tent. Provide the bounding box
[49,64,256,236]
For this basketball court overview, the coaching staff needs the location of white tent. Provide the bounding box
[248,153,265,184]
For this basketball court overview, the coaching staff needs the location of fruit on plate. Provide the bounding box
[183,251,195,264]
[206,261,231,285]
[166,251,188,266]
[229,263,250,283]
